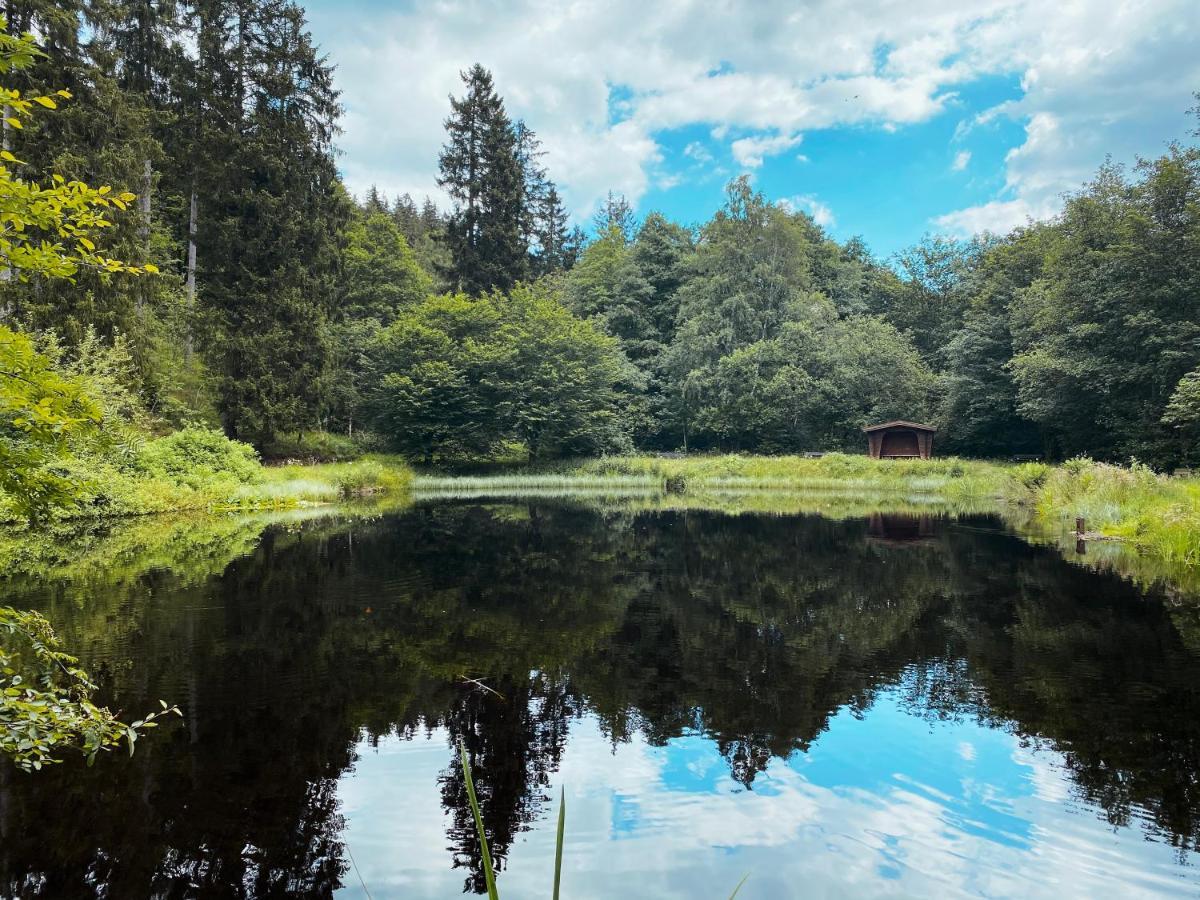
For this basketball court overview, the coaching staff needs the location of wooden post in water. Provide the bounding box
[1075,516,1086,554]
[1075,517,1085,535]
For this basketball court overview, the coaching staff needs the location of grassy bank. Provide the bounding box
[414,452,1200,569]
[1013,459,1200,567]
[415,453,1010,503]
[0,449,413,524]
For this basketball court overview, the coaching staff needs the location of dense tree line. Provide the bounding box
[381,85,1200,465]
[552,136,1200,467]
[1,0,1196,467]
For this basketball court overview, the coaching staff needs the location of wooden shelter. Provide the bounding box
[864,420,936,460]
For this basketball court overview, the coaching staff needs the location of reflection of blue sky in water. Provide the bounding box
[334,686,1199,898]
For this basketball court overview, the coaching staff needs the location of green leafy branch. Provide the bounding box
[1,607,181,772]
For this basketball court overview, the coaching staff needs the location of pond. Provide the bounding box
[2,500,1200,898]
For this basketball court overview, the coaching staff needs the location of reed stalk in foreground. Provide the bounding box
[458,740,749,898]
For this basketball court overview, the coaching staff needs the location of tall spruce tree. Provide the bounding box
[438,64,526,294]
[592,191,636,241]
[180,0,349,444]
[532,185,572,275]
[513,120,547,255]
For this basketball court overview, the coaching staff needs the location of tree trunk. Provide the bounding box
[1,104,11,284]
[135,159,152,314]
[139,158,152,239]
[185,182,198,359]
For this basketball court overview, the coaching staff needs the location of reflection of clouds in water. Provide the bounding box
[1012,744,1071,805]
[336,734,457,898]
[334,699,1199,899]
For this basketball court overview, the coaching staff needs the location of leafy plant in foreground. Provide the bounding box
[1,606,180,771]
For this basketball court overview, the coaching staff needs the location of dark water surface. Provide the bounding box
[2,501,1200,898]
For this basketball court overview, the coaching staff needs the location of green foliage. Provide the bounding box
[670,177,821,375]
[327,458,412,497]
[342,206,432,321]
[1001,149,1200,465]
[1,605,179,771]
[563,212,693,446]
[0,324,102,519]
[364,284,632,460]
[324,201,433,432]
[135,426,261,488]
[684,315,933,452]
[1163,366,1200,461]
[0,18,158,285]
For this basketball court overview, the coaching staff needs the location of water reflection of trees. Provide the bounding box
[1,502,1198,895]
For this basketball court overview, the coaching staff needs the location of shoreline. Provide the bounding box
[4,452,1196,578]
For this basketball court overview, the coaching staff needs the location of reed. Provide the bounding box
[457,742,748,899]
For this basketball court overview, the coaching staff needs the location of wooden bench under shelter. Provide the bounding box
[863,420,936,460]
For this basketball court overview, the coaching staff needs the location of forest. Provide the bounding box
[0,0,1197,525]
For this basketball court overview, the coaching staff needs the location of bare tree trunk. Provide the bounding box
[140,158,152,238]
[185,182,198,359]
[1,103,11,285]
[134,159,153,314]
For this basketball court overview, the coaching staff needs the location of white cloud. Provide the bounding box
[683,141,713,163]
[951,150,971,171]
[307,0,1200,229]
[730,132,803,169]
[779,194,837,228]
[933,196,1061,235]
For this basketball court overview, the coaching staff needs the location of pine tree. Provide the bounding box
[363,184,388,213]
[532,185,570,276]
[179,0,350,443]
[419,197,442,232]
[438,64,525,294]
[592,191,635,242]
[0,0,192,414]
[514,119,551,264]
[391,192,421,243]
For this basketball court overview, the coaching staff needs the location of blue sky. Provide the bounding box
[305,0,1199,259]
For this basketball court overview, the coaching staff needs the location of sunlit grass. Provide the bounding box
[260,455,413,504]
[1027,459,1200,567]
[417,453,1200,575]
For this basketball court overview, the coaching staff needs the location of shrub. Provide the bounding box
[332,459,411,497]
[135,426,262,488]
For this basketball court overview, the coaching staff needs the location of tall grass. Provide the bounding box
[0,454,414,524]
[457,742,747,899]
[1014,458,1200,567]
[235,456,412,505]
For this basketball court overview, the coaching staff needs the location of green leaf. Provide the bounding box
[728,873,750,899]
[459,741,500,900]
[553,786,565,900]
